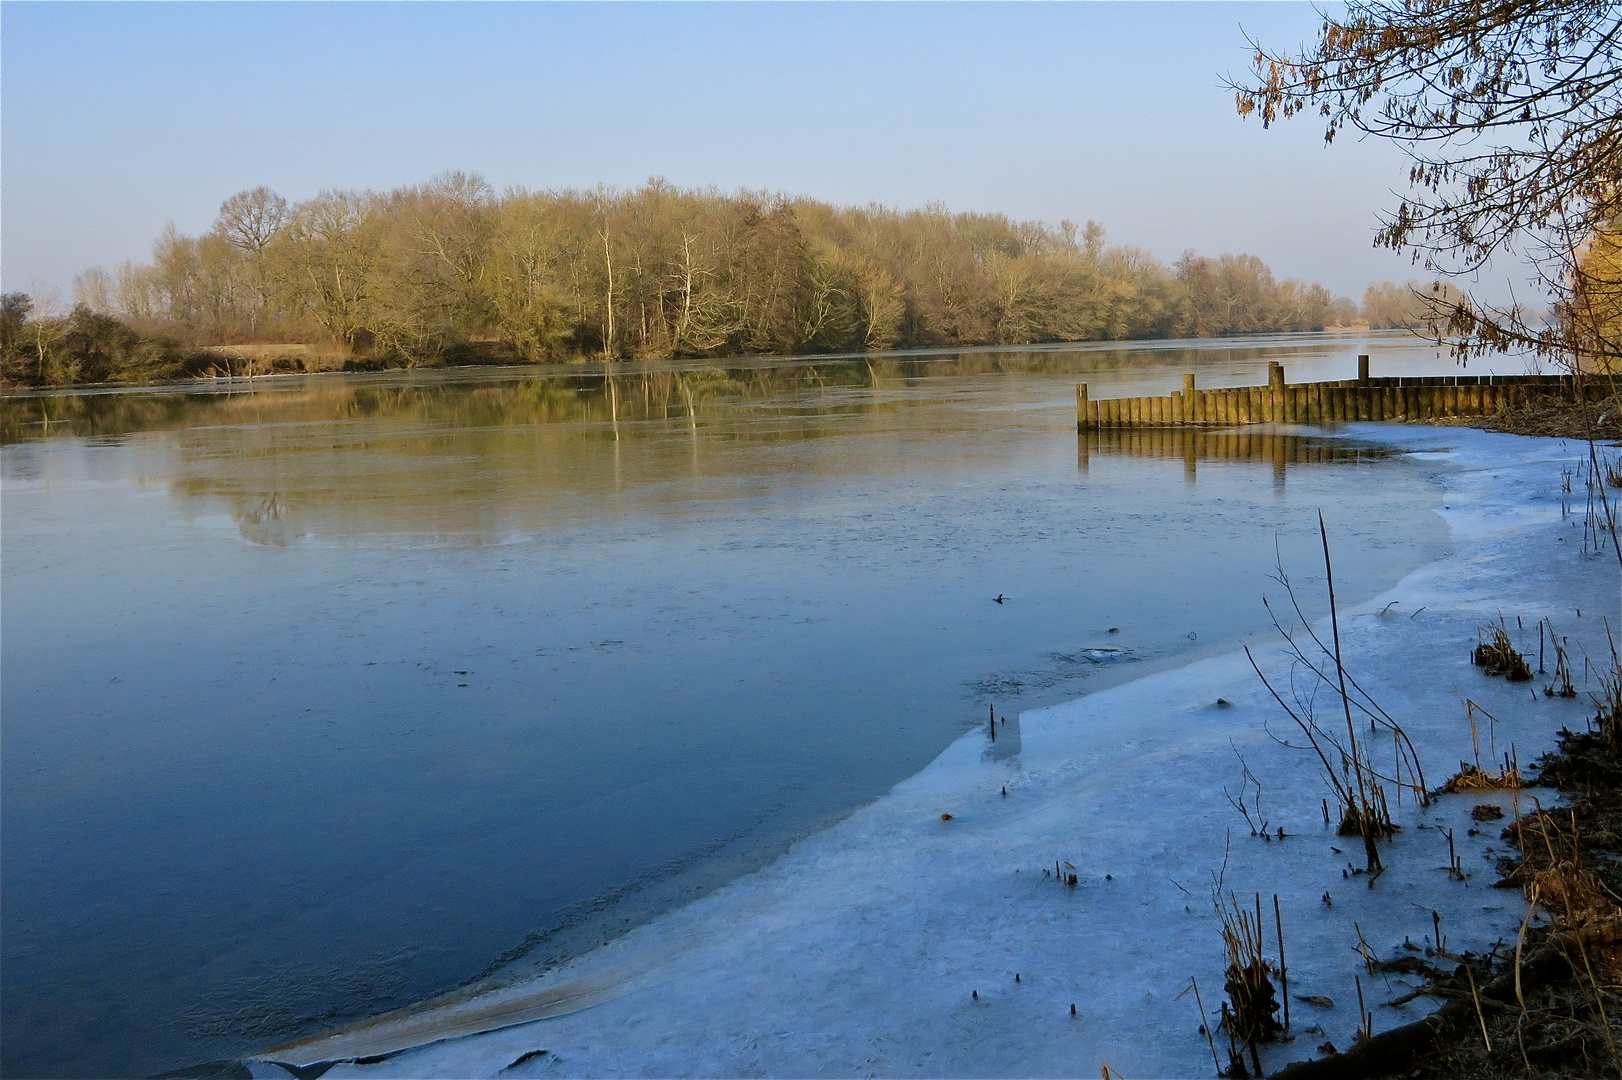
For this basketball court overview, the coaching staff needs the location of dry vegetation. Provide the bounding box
[1274,633,1622,1080]
[1419,388,1622,442]
[2,178,1457,388]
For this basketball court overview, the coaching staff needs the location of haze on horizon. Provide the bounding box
[4,1,1480,306]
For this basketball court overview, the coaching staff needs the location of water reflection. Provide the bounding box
[0,328,1487,448]
[4,334,1455,553]
[1079,427,1398,487]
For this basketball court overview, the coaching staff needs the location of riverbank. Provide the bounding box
[240,425,1619,1079]
[1418,387,1622,442]
[1276,712,1622,1080]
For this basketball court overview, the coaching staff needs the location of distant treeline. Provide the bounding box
[3,175,1449,386]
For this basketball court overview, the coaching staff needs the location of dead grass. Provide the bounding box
[1416,390,1622,442]
[1275,641,1622,1080]
[1439,761,1525,793]
[1216,891,1284,1077]
[1472,624,1534,681]
[1361,684,1622,1079]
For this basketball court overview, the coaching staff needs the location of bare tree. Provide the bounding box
[1232,0,1621,375]
[73,268,115,314]
[216,187,289,255]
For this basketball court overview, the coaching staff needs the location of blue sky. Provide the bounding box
[3,2,1432,302]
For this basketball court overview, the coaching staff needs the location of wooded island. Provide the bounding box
[1,179,1442,387]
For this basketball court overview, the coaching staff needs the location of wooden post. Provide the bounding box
[1077,383,1089,431]
[1269,361,1286,392]
[1357,354,1371,383]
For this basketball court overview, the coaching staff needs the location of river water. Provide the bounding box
[1,332,1499,1077]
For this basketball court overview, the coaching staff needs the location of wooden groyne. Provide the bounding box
[1077,355,1591,430]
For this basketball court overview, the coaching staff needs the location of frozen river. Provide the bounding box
[1,332,1487,1077]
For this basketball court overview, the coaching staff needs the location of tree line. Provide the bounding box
[4,176,1450,386]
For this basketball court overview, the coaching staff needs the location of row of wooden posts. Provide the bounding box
[1076,355,1582,430]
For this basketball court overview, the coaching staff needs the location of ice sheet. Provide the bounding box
[253,425,1620,1079]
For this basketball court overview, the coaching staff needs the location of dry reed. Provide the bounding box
[1473,622,1534,681]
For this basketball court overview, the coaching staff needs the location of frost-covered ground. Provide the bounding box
[252,426,1619,1080]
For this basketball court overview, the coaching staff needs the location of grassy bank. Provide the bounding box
[0,298,537,389]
